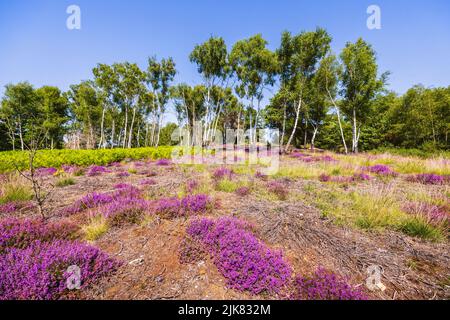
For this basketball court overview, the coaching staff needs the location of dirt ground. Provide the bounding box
[11,159,450,300]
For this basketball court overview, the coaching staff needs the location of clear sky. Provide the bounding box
[1,0,449,101]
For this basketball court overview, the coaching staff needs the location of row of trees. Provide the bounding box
[1,28,449,152]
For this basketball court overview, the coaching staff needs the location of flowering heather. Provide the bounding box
[0,218,79,253]
[235,186,251,197]
[0,240,120,300]
[353,173,371,181]
[267,181,289,200]
[62,165,82,175]
[35,167,57,177]
[254,171,268,180]
[152,194,213,218]
[187,217,292,295]
[116,171,130,178]
[61,192,114,216]
[181,194,212,213]
[365,164,397,176]
[319,173,371,183]
[156,159,171,166]
[0,201,34,214]
[212,167,233,180]
[290,152,308,159]
[402,202,449,226]
[407,173,446,185]
[87,165,110,177]
[292,267,367,300]
[186,179,199,193]
[139,178,157,186]
[99,197,151,226]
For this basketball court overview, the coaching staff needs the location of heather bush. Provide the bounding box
[407,173,447,185]
[152,194,213,218]
[61,192,114,216]
[0,240,120,300]
[364,165,397,176]
[99,197,151,226]
[0,218,79,253]
[187,217,292,295]
[156,158,171,166]
[86,165,110,177]
[139,178,157,186]
[291,267,367,300]
[35,167,57,177]
[402,201,448,226]
[0,201,34,214]
[267,181,289,200]
[116,171,130,178]
[235,186,251,197]
[212,167,233,180]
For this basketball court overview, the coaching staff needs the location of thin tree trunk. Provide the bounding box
[286,98,302,152]
[123,106,128,148]
[128,107,136,148]
[99,107,106,149]
[111,119,115,149]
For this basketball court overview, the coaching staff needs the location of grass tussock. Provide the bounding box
[82,216,109,241]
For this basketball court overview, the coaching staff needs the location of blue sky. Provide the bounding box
[1,0,449,101]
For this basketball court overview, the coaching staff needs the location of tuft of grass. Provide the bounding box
[55,177,75,187]
[0,179,33,204]
[352,191,406,230]
[216,179,239,193]
[82,216,109,241]
[128,168,138,174]
[399,217,444,242]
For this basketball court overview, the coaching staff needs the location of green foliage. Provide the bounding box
[400,218,444,242]
[0,147,174,173]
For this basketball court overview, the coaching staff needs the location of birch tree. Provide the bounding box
[339,38,387,153]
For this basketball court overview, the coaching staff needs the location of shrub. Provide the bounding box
[99,198,150,226]
[267,181,289,200]
[35,167,57,177]
[139,178,157,186]
[87,166,110,177]
[235,186,251,197]
[187,217,292,295]
[0,201,34,214]
[61,192,114,216]
[155,159,171,166]
[152,194,213,218]
[407,173,446,185]
[0,218,79,253]
[365,165,397,176]
[0,240,121,300]
[291,267,367,300]
[402,201,448,226]
[212,167,233,180]
[116,171,130,178]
